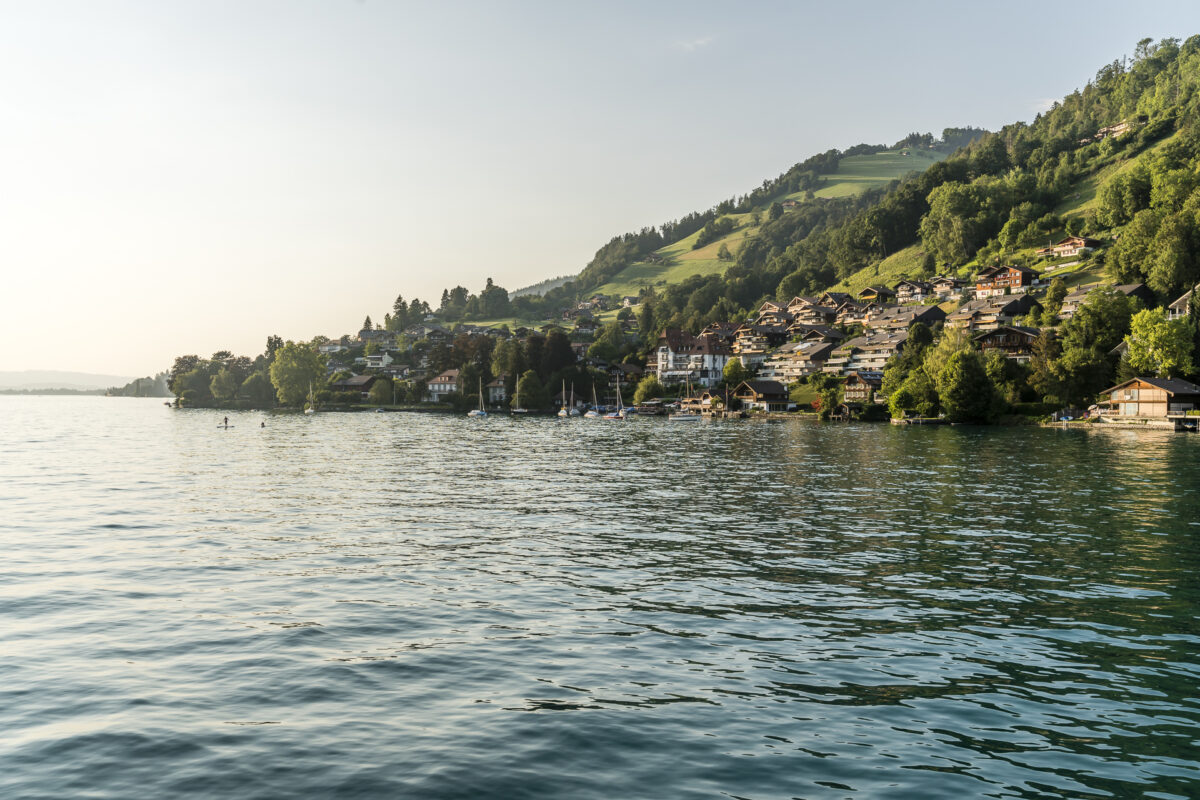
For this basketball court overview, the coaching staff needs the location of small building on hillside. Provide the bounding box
[731,323,790,368]
[363,352,393,370]
[946,295,1041,332]
[733,380,790,412]
[794,304,839,326]
[1035,236,1103,259]
[931,276,968,298]
[895,280,933,304]
[1058,286,1098,320]
[1168,284,1198,321]
[973,325,1040,362]
[1062,283,1155,321]
[864,303,946,332]
[974,265,1040,298]
[1099,377,1200,419]
[858,285,897,303]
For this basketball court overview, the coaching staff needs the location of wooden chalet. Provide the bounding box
[974,264,1040,298]
[972,325,1040,362]
[1098,377,1200,419]
[1062,284,1155,321]
[788,323,845,343]
[733,380,790,412]
[785,295,820,314]
[794,304,839,326]
[843,371,883,403]
[700,321,740,345]
[835,301,873,326]
[858,285,897,303]
[818,291,853,308]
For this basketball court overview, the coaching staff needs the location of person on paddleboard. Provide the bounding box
[223,416,229,427]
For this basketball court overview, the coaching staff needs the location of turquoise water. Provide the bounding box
[2,396,1198,799]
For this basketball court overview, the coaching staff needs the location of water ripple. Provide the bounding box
[0,397,1198,799]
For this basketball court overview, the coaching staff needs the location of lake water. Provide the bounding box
[2,396,1198,799]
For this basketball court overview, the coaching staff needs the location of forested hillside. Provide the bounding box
[402,36,1200,336]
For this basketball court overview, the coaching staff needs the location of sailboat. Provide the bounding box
[603,373,625,420]
[557,380,569,417]
[568,384,580,416]
[668,376,701,421]
[304,382,317,415]
[584,384,601,418]
[511,379,527,414]
[468,377,488,417]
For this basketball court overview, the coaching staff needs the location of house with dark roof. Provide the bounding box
[1098,377,1200,419]
[733,380,790,412]
[843,371,884,404]
[331,374,377,399]
[894,280,934,304]
[732,323,790,367]
[973,325,1040,362]
[946,295,1041,332]
[864,304,946,332]
[654,328,731,387]
[759,341,836,382]
[931,276,968,298]
[858,285,897,303]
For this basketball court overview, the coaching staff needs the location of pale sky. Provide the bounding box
[2,0,1199,376]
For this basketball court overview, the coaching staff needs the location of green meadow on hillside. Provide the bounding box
[589,149,947,299]
[805,148,946,199]
[826,245,929,296]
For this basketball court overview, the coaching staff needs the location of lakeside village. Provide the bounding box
[170,240,1200,432]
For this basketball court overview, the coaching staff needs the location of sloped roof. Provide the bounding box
[1103,377,1200,396]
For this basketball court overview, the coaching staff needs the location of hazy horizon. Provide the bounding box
[4,0,1200,375]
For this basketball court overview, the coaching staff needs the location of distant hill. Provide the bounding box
[0,370,135,390]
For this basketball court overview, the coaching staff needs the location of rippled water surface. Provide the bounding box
[2,396,1199,799]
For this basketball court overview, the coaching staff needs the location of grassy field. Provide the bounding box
[589,149,948,299]
[826,245,930,295]
[806,149,946,200]
[590,213,760,297]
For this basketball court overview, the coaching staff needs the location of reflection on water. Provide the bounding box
[1,396,1198,799]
